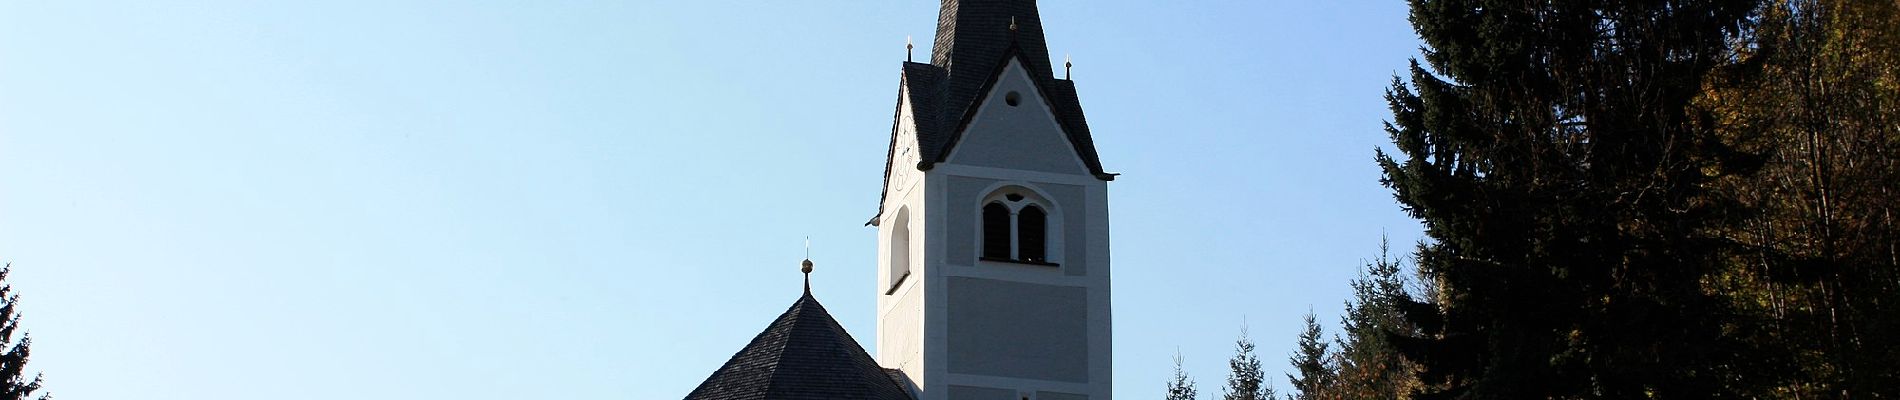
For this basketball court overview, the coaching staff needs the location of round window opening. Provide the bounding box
[1004,91,1022,107]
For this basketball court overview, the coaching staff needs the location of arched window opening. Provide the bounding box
[1017,205,1047,262]
[982,202,1012,259]
[976,187,1060,266]
[888,208,912,294]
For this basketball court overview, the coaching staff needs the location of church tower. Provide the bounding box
[872,1,1114,399]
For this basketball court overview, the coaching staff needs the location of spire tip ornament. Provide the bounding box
[801,237,814,291]
[1064,54,1073,79]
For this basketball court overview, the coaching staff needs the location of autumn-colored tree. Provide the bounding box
[1700,0,1900,396]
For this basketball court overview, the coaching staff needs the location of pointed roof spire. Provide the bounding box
[930,0,1053,81]
[682,237,910,399]
[683,286,913,400]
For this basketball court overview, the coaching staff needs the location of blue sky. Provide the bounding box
[0,1,1422,398]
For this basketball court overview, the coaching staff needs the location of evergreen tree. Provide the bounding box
[1332,241,1421,400]
[1166,351,1199,400]
[1285,311,1333,400]
[1221,328,1268,400]
[1379,0,1768,398]
[0,265,47,400]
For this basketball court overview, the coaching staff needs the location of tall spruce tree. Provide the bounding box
[1332,241,1421,400]
[1221,328,1269,400]
[1285,311,1333,400]
[1379,0,1769,398]
[0,265,47,400]
[1167,351,1199,400]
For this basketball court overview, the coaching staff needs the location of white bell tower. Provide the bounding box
[872,2,1114,399]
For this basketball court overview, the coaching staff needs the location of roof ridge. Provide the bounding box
[756,293,821,396]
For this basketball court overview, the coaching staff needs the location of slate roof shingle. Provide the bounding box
[683,289,914,400]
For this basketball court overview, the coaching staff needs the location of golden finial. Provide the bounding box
[801,237,814,291]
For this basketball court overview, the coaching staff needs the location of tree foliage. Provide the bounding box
[1331,241,1423,400]
[1173,0,1896,397]
[1221,328,1274,400]
[0,265,47,400]
[1168,351,1200,400]
[1285,312,1333,400]
[1699,0,1900,396]
[1375,0,1900,398]
[1379,0,1774,397]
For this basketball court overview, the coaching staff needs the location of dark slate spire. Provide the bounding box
[683,290,912,400]
[931,0,1057,83]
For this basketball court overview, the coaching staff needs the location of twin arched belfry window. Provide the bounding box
[981,191,1050,263]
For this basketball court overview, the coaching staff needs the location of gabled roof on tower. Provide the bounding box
[683,288,912,400]
[873,0,1111,225]
[912,0,1106,176]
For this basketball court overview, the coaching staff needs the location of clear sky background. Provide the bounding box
[0,1,1424,399]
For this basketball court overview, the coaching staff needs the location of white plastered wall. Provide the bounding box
[878,82,930,398]
[914,57,1114,400]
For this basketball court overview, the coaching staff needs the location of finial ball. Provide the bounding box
[801,259,814,274]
